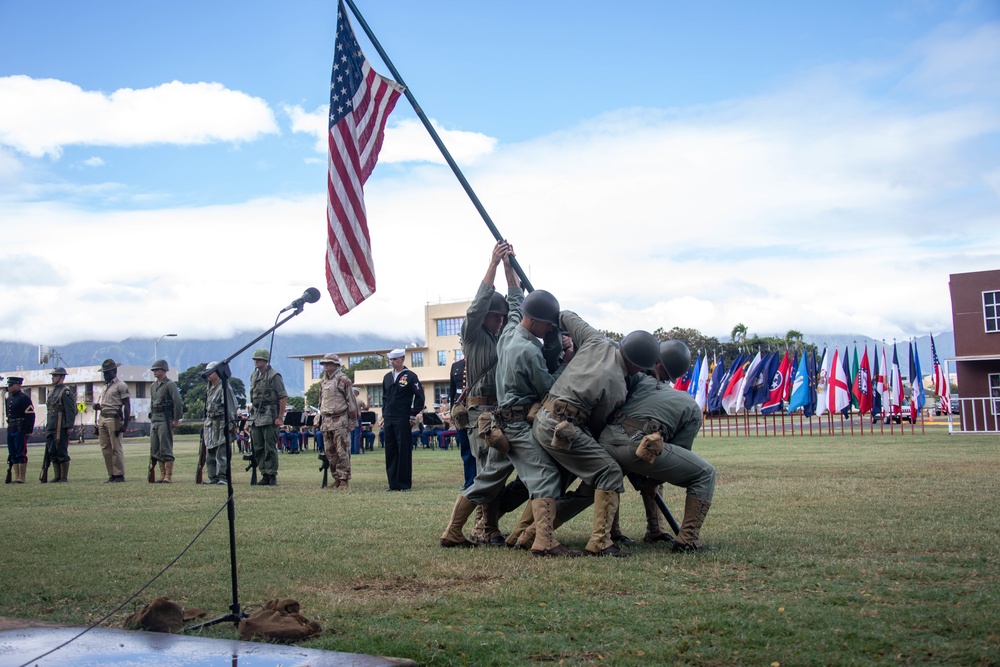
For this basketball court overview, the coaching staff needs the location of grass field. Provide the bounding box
[1,434,998,666]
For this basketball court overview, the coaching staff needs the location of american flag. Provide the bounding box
[326,1,403,315]
[930,333,950,410]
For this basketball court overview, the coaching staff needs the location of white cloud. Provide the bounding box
[81,157,105,167]
[284,104,497,164]
[0,76,280,158]
[1,21,998,345]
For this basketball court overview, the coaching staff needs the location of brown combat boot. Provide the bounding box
[641,485,674,544]
[672,495,714,553]
[336,480,349,491]
[469,504,487,543]
[505,503,535,548]
[481,500,505,546]
[586,490,631,557]
[156,461,166,483]
[530,498,582,557]
[609,506,636,544]
[162,461,173,484]
[57,461,69,483]
[14,463,26,484]
[440,495,478,548]
[51,462,64,483]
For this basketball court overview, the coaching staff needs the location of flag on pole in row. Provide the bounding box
[815,347,831,418]
[694,354,710,410]
[854,346,873,415]
[872,343,885,418]
[787,352,810,413]
[720,356,750,414]
[931,333,950,411]
[889,343,903,416]
[909,339,925,421]
[326,1,404,315]
[761,351,791,415]
[706,354,726,413]
[687,352,702,399]
[850,346,860,409]
[829,347,852,414]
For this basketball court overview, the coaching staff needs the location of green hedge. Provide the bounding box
[174,421,204,436]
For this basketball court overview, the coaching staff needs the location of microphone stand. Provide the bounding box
[186,302,311,632]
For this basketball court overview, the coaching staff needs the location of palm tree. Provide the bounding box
[731,323,748,345]
[785,329,804,351]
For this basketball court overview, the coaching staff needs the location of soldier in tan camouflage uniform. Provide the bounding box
[317,354,358,490]
[149,359,183,483]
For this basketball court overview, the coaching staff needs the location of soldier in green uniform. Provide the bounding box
[94,358,131,483]
[149,359,184,484]
[531,321,660,557]
[44,367,77,483]
[249,348,287,486]
[459,241,522,543]
[203,362,237,485]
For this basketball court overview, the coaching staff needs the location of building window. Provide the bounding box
[411,352,424,367]
[135,382,146,399]
[311,359,323,379]
[436,317,464,336]
[434,385,449,406]
[347,355,381,368]
[367,385,383,408]
[984,291,1000,333]
[454,349,464,361]
[85,382,94,404]
[38,387,46,403]
[437,350,447,366]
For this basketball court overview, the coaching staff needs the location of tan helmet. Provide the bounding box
[151,359,169,372]
[98,358,121,373]
[252,348,270,362]
[320,353,342,366]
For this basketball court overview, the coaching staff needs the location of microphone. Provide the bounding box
[279,287,322,313]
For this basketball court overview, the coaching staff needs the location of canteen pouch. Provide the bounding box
[476,410,509,455]
[451,403,470,430]
[635,432,664,464]
[526,402,541,424]
[551,420,576,451]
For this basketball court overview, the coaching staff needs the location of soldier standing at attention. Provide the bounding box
[45,367,77,483]
[381,349,424,491]
[318,354,358,490]
[94,359,130,483]
[149,359,183,484]
[249,348,287,487]
[203,362,237,485]
[4,377,35,484]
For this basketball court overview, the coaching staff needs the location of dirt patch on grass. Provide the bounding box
[0,616,65,631]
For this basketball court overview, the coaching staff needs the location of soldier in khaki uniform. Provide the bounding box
[249,348,287,487]
[94,358,131,483]
[317,354,358,490]
[149,359,184,483]
[531,321,660,557]
[45,368,77,483]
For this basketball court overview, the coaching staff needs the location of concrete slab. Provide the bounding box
[0,626,417,667]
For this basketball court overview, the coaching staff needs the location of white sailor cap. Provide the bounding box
[387,348,406,360]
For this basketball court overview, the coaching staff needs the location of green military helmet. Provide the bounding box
[487,291,509,316]
[619,330,659,371]
[50,367,68,376]
[252,348,270,362]
[522,289,560,327]
[150,359,169,372]
[659,340,692,382]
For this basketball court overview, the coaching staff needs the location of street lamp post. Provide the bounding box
[154,333,178,362]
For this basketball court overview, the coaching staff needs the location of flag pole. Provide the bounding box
[342,0,534,292]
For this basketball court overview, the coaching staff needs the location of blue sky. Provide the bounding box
[1,0,998,346]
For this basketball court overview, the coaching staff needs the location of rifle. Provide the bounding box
[40,404,62,484]
[626,471,680,535]
[243,452,258,485]
[195,427,207,484]
[148,457,157,483]
[318,451,330,488]
[4,457,11,485]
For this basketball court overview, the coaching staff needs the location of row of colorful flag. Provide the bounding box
[673,334,951,419]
